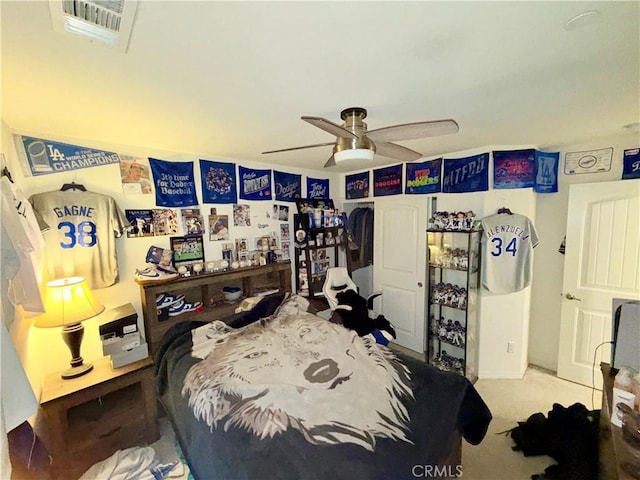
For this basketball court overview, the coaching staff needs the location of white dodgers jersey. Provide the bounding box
[30,189,128,289]
[481,213,539,294]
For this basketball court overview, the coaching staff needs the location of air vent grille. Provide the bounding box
[62,0,123,32]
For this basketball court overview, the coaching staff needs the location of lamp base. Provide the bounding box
[61,362,93,380]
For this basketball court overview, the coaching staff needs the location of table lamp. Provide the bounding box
[34,277,105,379]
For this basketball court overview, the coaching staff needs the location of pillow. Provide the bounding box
[224,292,286,329]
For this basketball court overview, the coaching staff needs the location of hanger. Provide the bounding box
[61,181,86,192]
[497,207,513,215]
[2,166,13,183]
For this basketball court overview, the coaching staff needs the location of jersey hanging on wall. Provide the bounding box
[481,212,539,294]
[30,189,128,289]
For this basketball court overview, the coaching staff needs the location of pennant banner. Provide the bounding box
[534,151,559,193]
[405,158,442,194]
[493,149,536,189]
[345,171,370,199]
[19,135,120,176]
[442,153,489,193]
[622,148,640,180]
[373,164,402,196]
[307,177,330,199]
[200,159,237,204]
[239,166,272,201]
[274,171,302,202]
[149,158,199,207]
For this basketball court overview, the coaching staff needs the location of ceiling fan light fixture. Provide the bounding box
[334,148,375,164]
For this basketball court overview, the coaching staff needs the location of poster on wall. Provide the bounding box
[17,135,120,176]
[120,156,153,195]
[622,148,640,180]
[199,159,237,204]
[405,158,442,194]
[152,209,179,236]
[373,164,402,196]
[239,166,272,200]
[209,214,230,241]
[442,153,489,193]
[125,210,154,238]
[492,149,536,189]
[534,151,559,193]
[149,158,199,207]
[345,171,370,199]
[307,177,330,199]
[564,147,613,175]
[274,171,302,202]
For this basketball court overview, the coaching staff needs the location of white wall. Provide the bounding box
[1,121,340,398]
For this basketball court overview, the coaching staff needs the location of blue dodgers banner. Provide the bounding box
[239,166,272,201]
[493,149,536,189]
[274,171,302,202]
[442,153,489,193]
[405,158,442,194]
[345,171,370,199]
[622,148,640,180]
[199,159,237,204]
[307,177,330,199]
[534,151,559,193]
[149,158,199,207]
[373,164,402,196]
[19,135,120,176]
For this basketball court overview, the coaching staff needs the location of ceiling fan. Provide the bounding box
[262,107,459,168]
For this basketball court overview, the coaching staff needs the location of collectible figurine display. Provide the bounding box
[432,282,468,310]
[429,210,479,231]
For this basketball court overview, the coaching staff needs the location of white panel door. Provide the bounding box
[373,197,428,352]
[557,180,640,388]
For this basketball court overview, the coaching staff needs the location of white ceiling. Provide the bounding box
[2,1,639,172]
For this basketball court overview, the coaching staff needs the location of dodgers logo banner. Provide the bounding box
[199,159,237,204]
[622,148,640,180]
[405,159,442,194]
[19,135,120,176]
[274,171,302,202]
[239,166,272,201]
[493,149,536,189]
[149,158,199,207]
[345,171,370,199]
[534,151,559,193]
[373,164,402,196]
[307,177,329,199]
[442,153,489,193]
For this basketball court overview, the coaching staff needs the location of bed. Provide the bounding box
[154,293,492,480]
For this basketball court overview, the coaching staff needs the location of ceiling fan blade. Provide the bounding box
[367,119,459,143]
[262,142,335,155]
[375,142,423,161]
[302,116,358,139]
[324,155,336,168]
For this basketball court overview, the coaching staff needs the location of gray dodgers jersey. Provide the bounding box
[30,189,128,289]
[481,213,539,294]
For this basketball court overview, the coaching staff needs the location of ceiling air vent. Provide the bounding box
[49,0,139,52]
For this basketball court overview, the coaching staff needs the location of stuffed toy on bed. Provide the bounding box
[330,289,396,346]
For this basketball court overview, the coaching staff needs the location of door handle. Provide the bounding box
[565,293,582,301]
[417,282,423,288]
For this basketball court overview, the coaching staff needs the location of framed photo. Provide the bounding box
[170,235,205,268]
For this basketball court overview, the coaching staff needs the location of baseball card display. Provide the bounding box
[481,212,539,294]
[30,188,128,289]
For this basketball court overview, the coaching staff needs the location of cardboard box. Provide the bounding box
[99,303,140,356]
[110,342,149,369]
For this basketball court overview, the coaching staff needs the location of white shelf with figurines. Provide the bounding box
[426,213,481,382]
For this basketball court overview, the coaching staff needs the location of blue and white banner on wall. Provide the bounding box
[534,151,559,193]
[274,171,302,202]
[307,177,330,199]
[405,158,442,194]
[622,148,640,180]
[345,171,370,199]
[442,153,489,193]
[19,135,120,176]
[199,159,237,204]
[373,164,402,196]
[149,158,199,207]
[239,166,272,201]
[493,149,536,189]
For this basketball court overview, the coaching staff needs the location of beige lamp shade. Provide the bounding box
[35,277,105,328]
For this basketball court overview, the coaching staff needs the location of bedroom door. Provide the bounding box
[557,179,640,388]
[373,197,428,353]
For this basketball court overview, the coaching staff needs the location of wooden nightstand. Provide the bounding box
[35,356,160,479]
